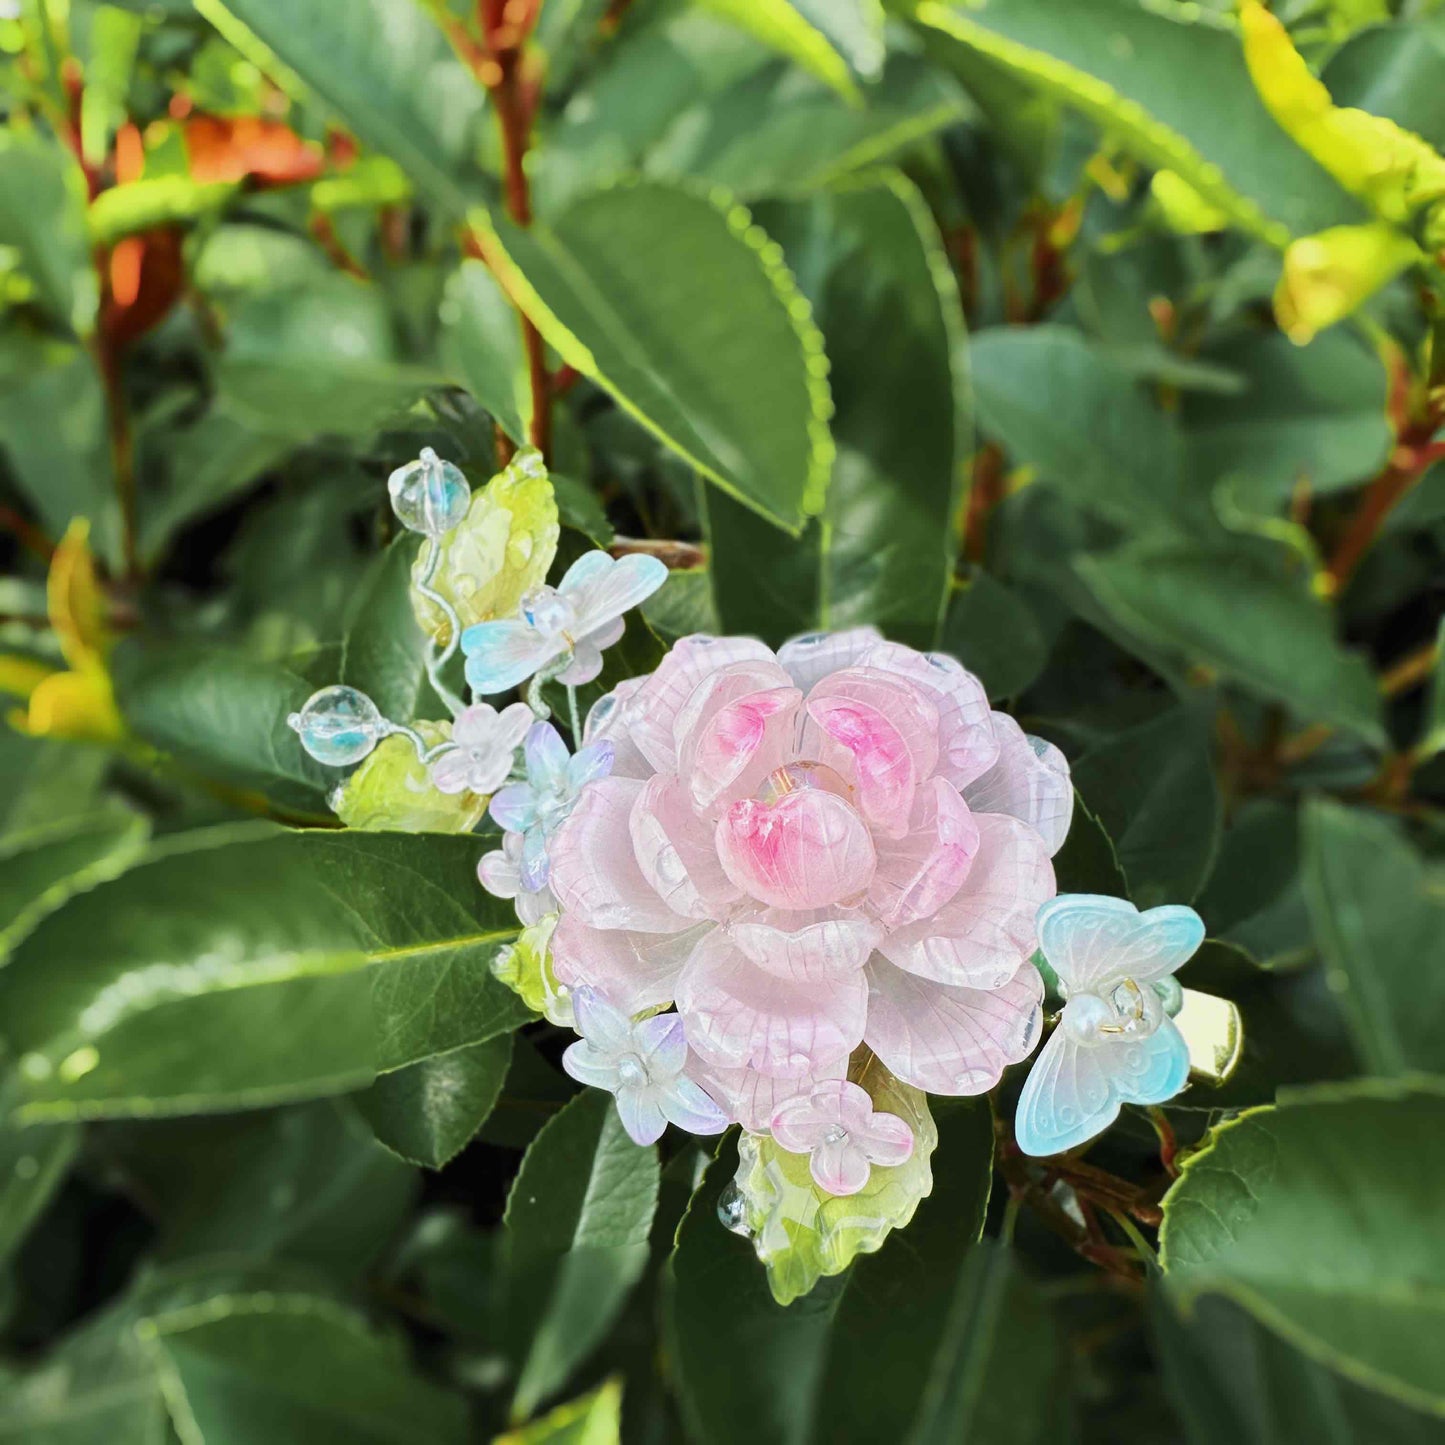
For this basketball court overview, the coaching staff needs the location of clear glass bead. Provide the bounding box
[387,447,470,537]
[615,1053,647,1088]
[288,685,388,766]
[520,585,576,637]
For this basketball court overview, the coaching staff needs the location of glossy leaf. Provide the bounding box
[0,1122,80,1269]
[358,1035,512,1170]
[441,259,532,445]
[472,181,833,533]
[504,1091,660,1422]
[1300,797,1445,1077]
[939,571,1048,701]
[699,0,861,103]
[495,1380,623,1445]
[707,172,964,647]
[1161,1079,1445,1416]
[0,827,530,1122]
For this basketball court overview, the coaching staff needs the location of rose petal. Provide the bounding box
[551,912,708,1014]
[962,713,1073,856]
[864,959,1044,1095]
[584,678,653,780]
[681,678,801,810]
[675,932,867,1077]
[868,778,980,929]
[630,775,743,920]
[878,812,1054,988]
[730,909,881,983]
[549,776,689,931]
[776,628,882,692]
[716,788,876,911]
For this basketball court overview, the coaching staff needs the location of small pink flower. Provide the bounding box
[770,1079,915,1195]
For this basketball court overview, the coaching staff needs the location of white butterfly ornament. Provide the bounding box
[1015,894,1203,1157]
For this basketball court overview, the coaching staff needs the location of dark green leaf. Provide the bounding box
[0,827,529,1121]
[1051,792,1129,898]
[940,571,1049,699]
[504,1091,659,1422]
[1073,703,1221,906]
[1323,19,1445,152]
[339,537,438,724]
[441,259,531,445]
[1300,797,1445,1077]
[1161,1078,1445,1416]
[358,1035,512,1170]
[0,1122,79,1270]
[708,172,964,646]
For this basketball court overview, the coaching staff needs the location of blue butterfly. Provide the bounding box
[1014,894,1203,1157]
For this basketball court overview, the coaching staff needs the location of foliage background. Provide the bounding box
[0,0,1443,1441]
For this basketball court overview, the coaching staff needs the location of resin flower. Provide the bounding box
[536,627,1071,1141]
[477,831,557,927]
[1014,895,1202,1157]
[562,986,730,1145]
[428,701,532,795]
[488,721,615,890]
[461,551,667,694]
[770,1078,914,1196]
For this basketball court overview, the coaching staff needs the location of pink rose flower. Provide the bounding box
[533,628,1070,1150]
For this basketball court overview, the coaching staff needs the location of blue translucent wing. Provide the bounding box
[1015,1019,1190,1157]
[462,620,557,694]
[557,549,615,596]
[1036,894,1204,993]
[568,554,668,637]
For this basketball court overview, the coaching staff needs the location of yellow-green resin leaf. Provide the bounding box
[731,1057,938,1305]
[412,451,559,646]
[492,914,571,1024]
[333,723,487,834]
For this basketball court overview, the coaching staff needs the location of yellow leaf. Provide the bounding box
[1274,222,1420,344]
[1151,171,1230,233]
[332,720,489,834]
[16,664,123,743]
[1241,0,1445,224]
[47,518,114,670]
[413,448,559,647]
[0,654,56,702]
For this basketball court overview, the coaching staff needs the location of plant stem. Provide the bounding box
[0,507,57,563]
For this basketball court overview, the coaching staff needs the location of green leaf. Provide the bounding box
[357,1035,512,1170]
[112,640,336,816]
[698,0,862,103]
[1073,703,1221,907]
[0,1122,79,1269]
[0,730,111,841]
[0,827,530,1122]
[102,1101,416,1277]
[641,568,719,641]
[667,1095,1021,1444]
[0,131,98,334]
[939,571,1049,700]
[0,805,149,959]
[903,0,1364,244]
[496,1380,623,1445]
[707,172,964,647]
[503,1091,660,1422]
[1184,331,1391,505]
[1153,1291,1445,1445]
[144,1294,468,1443]
[970,326,1192,533]
[1300,797,1445,1078]
[216,278,438,442]
[1077,539,1385,745]
[472,180,833,533]
[441,259,532,446]
[1052,792,1130,898]
[790,0,885,82]
[209,0,486,216]
[1419,617,1445,760]
[339,537,435,723]
[1161,1078,1445,1416]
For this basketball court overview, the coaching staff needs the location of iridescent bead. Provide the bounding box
[387,447,470,537]
[287,685,389,766]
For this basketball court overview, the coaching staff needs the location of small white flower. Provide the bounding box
[461,551,668,695]
[477,832,557,926]
[562,987,731,1146]
[770,1079,914,1196]
[428,702,533,795]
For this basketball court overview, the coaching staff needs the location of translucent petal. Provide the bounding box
[730,909,881,983]
[555,639,604,687]
[549,776,687,932]
[961,712,1073,856]
[1014,1016,1191,1157]
[461,619,559,694]
[864,959,1044,1095]
[551,913,708,1015]
[428,748,480,796]
[524,721,572,793]
[584,678,652,780]
[675,932,868,1077]
[810,1136,871,1196]
[660,1074,731,1135]
[478,845,521,899]
[630,775,742,920]
[805,670,939,838]
[877,812,1054,988]
[634,1009,689,1077]
[868,778,980,929]
[567,553,668,636]
[776,628,881,691]
[689,1055,848,1132]
[681,678,801,810]
[614,1083,669,1145]
[488,783,538,834]
[1036,895,1205,993]
[571,985,634,1054]
[862,1111,915,1168]
[716,789,876,911]
[568,739,615,790]
[562,1038,620,1091]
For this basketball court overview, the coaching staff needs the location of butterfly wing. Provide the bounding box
[1015,1018,1191,1157]
[568,554,668,638]
[462,620,558,695]
[1036,894,1203,993]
